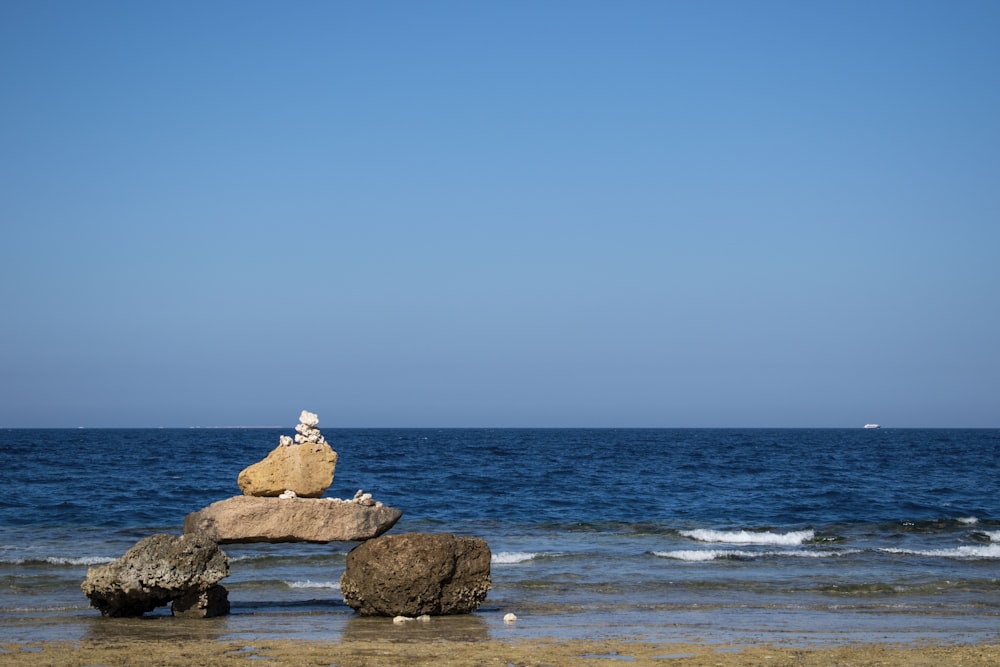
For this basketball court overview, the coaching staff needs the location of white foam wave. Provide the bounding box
[284,580,341,590]
[880,544,1000,559]
[654,549,847,562]
[679,529,815,546]
[655,550,748,561]
[45,556,115,566]
[1,556,115,566]
[977,530,1000,542]
[492,551,539,564]
[957,517,979,525]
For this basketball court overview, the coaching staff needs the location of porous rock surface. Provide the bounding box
[237,440,338,498]
[340,532,491,617]
[80,533,229,617]
[183,495,402,543]
[237,410,338,498]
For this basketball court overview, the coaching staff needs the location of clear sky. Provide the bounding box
[2,1,998,428]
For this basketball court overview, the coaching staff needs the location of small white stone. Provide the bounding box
[299,410,319,427]
[417,614,431,622]
[279,435,294,447]
[392,615,413,624]
[503,613,518,624]
[278,490,297,499]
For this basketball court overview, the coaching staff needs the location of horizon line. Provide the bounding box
[3,424,998,430]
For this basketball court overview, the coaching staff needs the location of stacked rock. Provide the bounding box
[238,410,338,498]
[294,409,325,444]
[184,410,402,544]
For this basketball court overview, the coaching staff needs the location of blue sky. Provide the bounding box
[2,1,998,427]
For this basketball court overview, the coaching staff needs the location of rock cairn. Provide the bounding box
[83,409,494,620]
[293,409,324,443]
[186,410,401,543]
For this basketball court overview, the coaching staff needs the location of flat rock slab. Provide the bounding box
[183,496,402,544]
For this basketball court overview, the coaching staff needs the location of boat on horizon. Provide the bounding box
[864,423,881,429]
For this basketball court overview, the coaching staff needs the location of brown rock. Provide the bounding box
[183,495,402,544]
[237,441,338,498]
[340,532,491,617]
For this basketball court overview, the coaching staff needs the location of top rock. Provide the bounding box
[237,410,337,498]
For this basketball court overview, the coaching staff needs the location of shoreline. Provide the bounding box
[5,603,1000,645]
[2,610,999,666]
[2,636,1000,666]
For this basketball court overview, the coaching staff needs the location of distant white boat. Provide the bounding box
[863,423,881,429]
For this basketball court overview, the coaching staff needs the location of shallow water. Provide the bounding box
[2,428,999,645]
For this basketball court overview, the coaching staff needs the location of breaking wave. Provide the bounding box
[879,544,1000,559]
[284,580,341,589]
[492,551,540,564]
[653,549,849,562]
[0,556,114,566]
[679,529,815,546]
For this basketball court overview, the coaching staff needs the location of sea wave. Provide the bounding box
[0,556,115,566]
[284,580,341,590]
[879,544,1000,559]
[229,553,346,565]
[493,551,547,564]
[653,549,849,562]
[679,529,815,546]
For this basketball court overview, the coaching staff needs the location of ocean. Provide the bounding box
[2,427,998,646]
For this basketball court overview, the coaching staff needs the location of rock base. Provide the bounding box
[340,532,491,617]
[81,533,230,618]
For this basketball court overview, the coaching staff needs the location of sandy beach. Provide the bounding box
[2,636,999,666]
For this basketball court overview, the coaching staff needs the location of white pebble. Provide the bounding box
[503,612,518,624]
[299,410,319,427]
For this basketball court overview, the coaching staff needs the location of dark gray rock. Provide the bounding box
[81,533,229,617]
[171,584,230,618]
[340,532,491,617]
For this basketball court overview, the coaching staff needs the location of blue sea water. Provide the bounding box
[1,428,999,645]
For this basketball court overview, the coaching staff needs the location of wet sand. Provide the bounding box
[2,636,1000,666]
[2,604,999,666]
[2,613,999,667]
